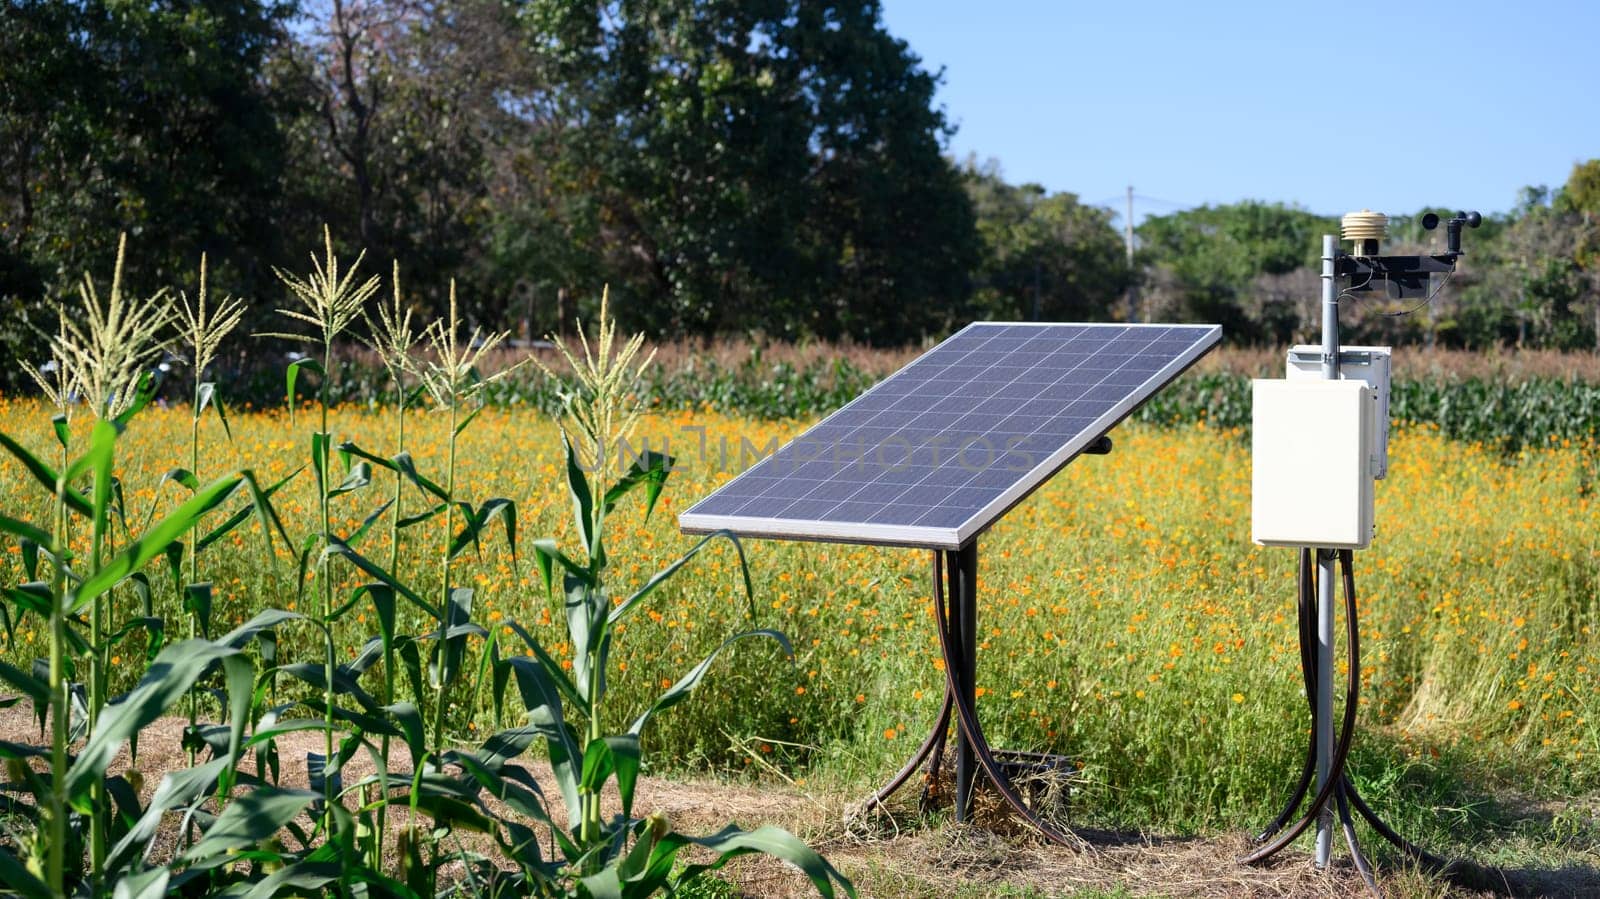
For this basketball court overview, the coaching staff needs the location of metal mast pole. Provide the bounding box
[1315,234,1339,866]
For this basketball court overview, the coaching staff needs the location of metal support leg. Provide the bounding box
[951,543,979,822]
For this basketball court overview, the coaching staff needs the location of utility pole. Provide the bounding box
[1032,260,1042,321]
[1125,186,1139,323]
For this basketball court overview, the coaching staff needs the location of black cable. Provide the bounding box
[930,551,1090,851]
[1254,548,1317,843]
[1342,269,1454,317]
[1337,783,1381,894]
[1248,549,1515,896]
[868,683,952,812]
[1239,550,1363,864]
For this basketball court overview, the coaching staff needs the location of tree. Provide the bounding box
[1441,203,1592,350]
[522,0,978,344]
[274,0,606,331]
[1555,159,1600,349]
[1135,201,1336,343]
[0,0,293,389]
[963,159,1129,322]
[0,0,294,303]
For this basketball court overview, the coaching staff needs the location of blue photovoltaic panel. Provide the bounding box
[678,322,1221,549]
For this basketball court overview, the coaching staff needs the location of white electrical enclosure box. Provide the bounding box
[1252,379,1374,550]
[1286,345,1392,479]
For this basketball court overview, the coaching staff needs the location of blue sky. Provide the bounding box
[879,0,1598,221]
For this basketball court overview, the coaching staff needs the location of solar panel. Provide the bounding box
[679,322,1221,550]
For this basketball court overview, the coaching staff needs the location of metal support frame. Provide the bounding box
[1242,550,1460,896]
[951,543,978,821]
[1242,237,1475,895]
[867,543,1087,849]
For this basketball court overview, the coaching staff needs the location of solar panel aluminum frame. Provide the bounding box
[678,322,1222,550]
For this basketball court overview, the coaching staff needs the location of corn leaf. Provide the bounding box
[66,639,241,805]
[196,382,232,441]
[180,786,320,863]
[601,450,673,521]
[71,474,242,614]
[502,655,582,831]
[609,530,753,627]
[579,734,641,820]
[629,630,791,736]
[0,431,91,515]
[675,824,856,899]
[285,357,324,415]
[0,846,52,899]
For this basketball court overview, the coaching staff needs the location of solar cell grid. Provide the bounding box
[679,322,1221,549]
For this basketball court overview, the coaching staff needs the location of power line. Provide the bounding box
[1132,193,1193,209]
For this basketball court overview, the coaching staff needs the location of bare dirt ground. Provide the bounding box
[3,703,1597,898]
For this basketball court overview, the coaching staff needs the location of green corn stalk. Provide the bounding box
[176,253,246,763]
[365,260,418,868]
[20,294,79,899]
[263,226,380,835]
[45,446,71,895]
[31,235,175,888]
[492,294,854,896]
[416,281,518,762]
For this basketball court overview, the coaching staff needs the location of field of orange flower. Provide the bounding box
[1,396,1595,845]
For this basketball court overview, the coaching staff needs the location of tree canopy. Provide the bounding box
[1,0,1596,369]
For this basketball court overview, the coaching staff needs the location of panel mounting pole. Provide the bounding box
[1315,234,1339,867]
[951,542,979,822]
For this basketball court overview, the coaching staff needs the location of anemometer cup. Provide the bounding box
[1421,211,1481,255]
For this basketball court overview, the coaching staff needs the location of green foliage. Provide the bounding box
[1136,201,1338,343]
[499,440,852,896]
[6,0,1600,355]
[527,0,978,344]
[0,0,294,378]
[0,257,851,897]
[1445,196,1598,351]
[228,342,888,421]
[0,383,277,895]
[5,0,986,347]
[964,159,1132,322]
[1136,370,1600,451]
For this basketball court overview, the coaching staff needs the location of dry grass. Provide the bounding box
[334,337,918,382]
[440,340,1600,384]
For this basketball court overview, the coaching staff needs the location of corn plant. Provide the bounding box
[16,235,183,884]
[260,226,382,831]
[3,243,852,898]
[330,278,524,880]
[172,253,248,761]
[0,240,281,894]
[414,281,522,758]
[469,295,857,897]
[361,260,422,858]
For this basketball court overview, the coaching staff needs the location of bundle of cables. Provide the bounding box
[1240,548,1509,896]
